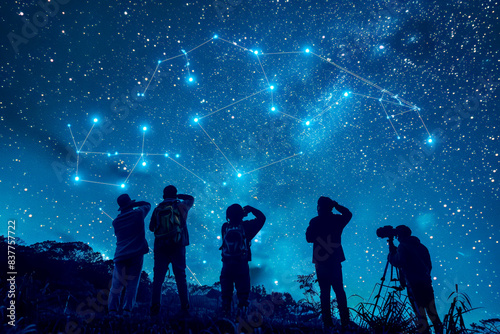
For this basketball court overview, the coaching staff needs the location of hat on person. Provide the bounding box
[117,194,136,211]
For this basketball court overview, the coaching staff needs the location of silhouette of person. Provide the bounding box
[306,196,352,330]
[220,204,266,315]
[108,194,151,317]
[149,185,194,317]
[389,225,443,334]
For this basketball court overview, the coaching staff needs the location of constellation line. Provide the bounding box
[197,122,238,173]
[79,123,95,152]
[218,37,251,53]
[186,265,202,286]
[124,156,143,183]
[379,100,400,138]
[256,54,270,86]
[199,87,269,119]
[261,51,305,55]
[167,156,207,184]
[100,209,114,221]
[415,109,431,137]
[68,126,78,151]
[244,153,300,174]
[310,96,342,121]
[80,179,122,187]
[143,62,160,94]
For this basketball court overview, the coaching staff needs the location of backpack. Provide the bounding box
[154,201,183,244]
[221,224,249,261]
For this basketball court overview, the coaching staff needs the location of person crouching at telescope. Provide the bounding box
[388,225,443,334]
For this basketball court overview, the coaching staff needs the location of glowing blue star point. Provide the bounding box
[254,50,259,55]
[237,173,242,178]
[67,124,71,127]
[158,60,162,64]
[75,176,79,181]
[120,183,125,188]
[270,85,275,90]
[305,48,310,53]
[142,161,146,166]
[142,126,147,131]
[164,153,169,157]
[188,77,194,82]
[305,120,311,126]
[175,154,180,158]
[428,137,433,143]
[194,117,199,123]
[93,118,98,123]
[271,106,276,111]
[213,34,218,39]
[343,92,349,97]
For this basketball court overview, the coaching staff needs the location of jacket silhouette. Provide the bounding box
[306,196,352,330]
[389,225,443,334]
[149,185,194,317]
[108,194,150,316]
[220,204,265,314]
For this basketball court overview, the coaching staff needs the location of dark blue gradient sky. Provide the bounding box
[1,0,498,325]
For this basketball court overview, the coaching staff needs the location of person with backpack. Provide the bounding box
[219,204,266,315]
[306,197,352,331]
[149,185,194,317]
[108,194,151,317]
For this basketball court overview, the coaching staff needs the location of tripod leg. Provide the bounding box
[371,258,390,317]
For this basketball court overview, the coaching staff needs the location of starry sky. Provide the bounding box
[1,0,499,325]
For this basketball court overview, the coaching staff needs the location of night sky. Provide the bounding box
[1,0,499,325]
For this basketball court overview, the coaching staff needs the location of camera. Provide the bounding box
[376,225,397,239]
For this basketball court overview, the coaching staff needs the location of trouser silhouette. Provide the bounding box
[316,262,349,326]
[408,281,443,334]
[151,242,189,309]
[220,260,250,310]
[108,254,144,312]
